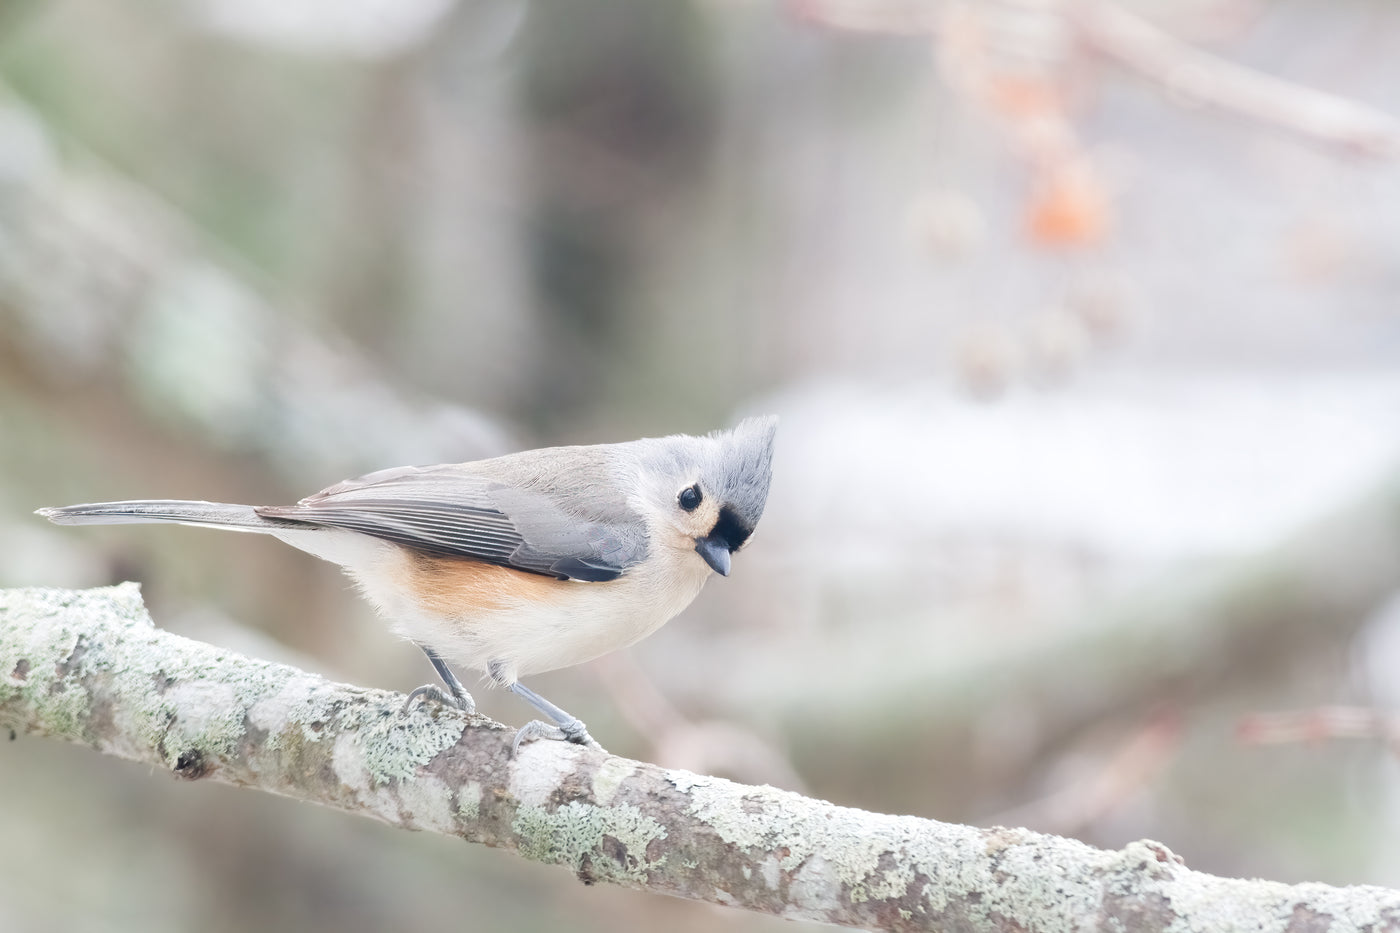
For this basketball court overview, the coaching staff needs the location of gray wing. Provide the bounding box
[256,460,646,582]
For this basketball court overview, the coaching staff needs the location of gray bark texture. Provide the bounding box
[3,584,1399,932]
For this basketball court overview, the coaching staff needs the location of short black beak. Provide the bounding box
[694,535,732,576]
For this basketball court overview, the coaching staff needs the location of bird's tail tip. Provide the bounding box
[32,500,271,528]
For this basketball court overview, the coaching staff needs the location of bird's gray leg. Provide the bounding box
[509,682,602,752]
[402,646,476,714]
[489,661,603,755]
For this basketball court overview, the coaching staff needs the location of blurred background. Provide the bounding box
[3,0,1400,929]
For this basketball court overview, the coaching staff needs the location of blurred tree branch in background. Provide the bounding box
[793,0,1400,258]
[0,87,506,481]
[5,583,1400,932]
[791,476,1400,817]
[1071,0,1400,158]
[1239,706,1400,758]
[795,0,1400,156]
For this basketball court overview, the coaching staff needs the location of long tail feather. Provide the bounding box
[36,500,292,532]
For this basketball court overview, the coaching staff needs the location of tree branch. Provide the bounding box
[1071,0,1400,159]
[3,585,1400,931]
[792,0,1400,159]
[0,87,508,478]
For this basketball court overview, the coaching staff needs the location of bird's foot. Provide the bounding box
[511,717,604,757]
[405,645,478,715]
[402,682,477,716]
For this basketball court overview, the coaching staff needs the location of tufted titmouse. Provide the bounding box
[38,417,777,753]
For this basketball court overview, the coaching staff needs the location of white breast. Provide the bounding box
[342,539,716,684]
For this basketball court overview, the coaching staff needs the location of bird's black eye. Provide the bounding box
[678,484,702,512]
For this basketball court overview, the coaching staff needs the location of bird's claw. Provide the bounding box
[402,683,477,716]
[511,718,605,757]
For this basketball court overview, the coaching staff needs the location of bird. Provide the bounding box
[38,416,777,754]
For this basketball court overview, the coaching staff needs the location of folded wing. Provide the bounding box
[257,462,645,582]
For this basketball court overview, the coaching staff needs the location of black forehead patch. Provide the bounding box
[709,506,753,552]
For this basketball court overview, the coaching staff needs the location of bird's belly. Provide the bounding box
[357,549,712,682]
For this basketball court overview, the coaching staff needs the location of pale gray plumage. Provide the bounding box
[37,416,779,753]
[258,456,645,582]
[45,417,776,584]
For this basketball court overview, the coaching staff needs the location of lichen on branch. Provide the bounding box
[3,584,1400,932]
